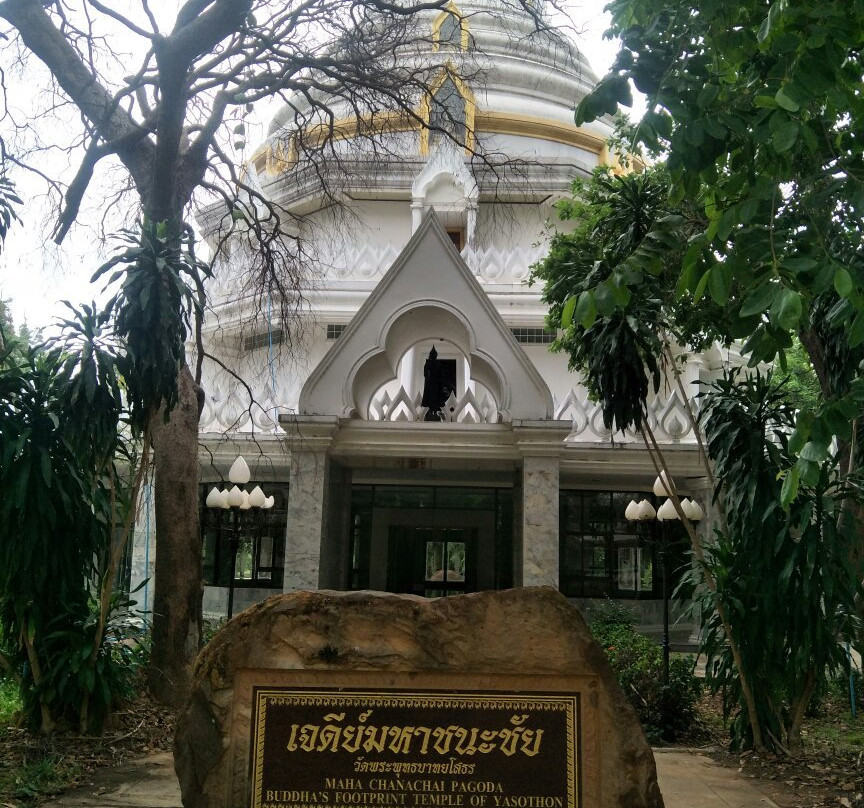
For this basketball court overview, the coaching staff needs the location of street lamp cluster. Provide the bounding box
[624,471,704,523]
[204,456,272,618]
[205,456,274,511]
[624,471,703,737]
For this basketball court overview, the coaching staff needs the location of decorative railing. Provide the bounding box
[368,386,500,424]
[315,241,545,283]
[554,388,701,444]
[199,380,284,434]
[198,379,701,444]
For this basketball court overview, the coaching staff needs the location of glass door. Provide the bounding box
[384,521,481,597]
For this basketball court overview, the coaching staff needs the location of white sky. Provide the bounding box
[0,1,626,332]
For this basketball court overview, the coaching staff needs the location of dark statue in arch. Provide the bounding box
[421,345,448,421]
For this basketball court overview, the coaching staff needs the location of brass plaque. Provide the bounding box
[249,687,581,808]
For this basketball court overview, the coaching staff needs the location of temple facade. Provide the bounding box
[131,0,726,637]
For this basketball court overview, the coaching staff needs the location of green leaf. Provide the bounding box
[775,86,800,112]
[772,120,799,152]
[834,266,853,297]
[574,291,597,329]
[708,265,732,305]
[758,1,782,43]
[693,269,710,302]
[780,465,800,507]
[799,441,828,462]
[848,311,864,348]
[739,283,776,317]
[782,256,817,273]
[770,287,802,330]
[561,295,578,328]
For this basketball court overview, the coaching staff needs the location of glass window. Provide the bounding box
[430,78,466,143]
[438,13,462,47]
[559,490,663,599]
[374,486,434,509]
[434,487,495,510]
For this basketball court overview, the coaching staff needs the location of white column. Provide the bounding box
[411,201,424,233]
[521,456,559,587]
[129,478,156,617]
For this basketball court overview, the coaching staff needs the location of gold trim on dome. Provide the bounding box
[252,111,607,177]
[475,112,605,154]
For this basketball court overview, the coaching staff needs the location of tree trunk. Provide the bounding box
[148,362,203,707]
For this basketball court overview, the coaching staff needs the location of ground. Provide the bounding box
[678,691,864,808]
[0,680,860,807]
[0,689,175,804]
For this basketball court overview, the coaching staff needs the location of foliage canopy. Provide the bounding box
[573,0,864,495]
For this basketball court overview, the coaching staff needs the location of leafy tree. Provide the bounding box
[0,0,557,705]
[532,164,774,750]
[0,305,146,732]
[531,165,733,432]
[696,370,861,753]
[543,0,864,751]
[574,0,864,503]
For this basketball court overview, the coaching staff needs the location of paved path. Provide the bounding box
[40,749,790,808]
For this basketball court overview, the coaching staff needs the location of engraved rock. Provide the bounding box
[175,587,664,808]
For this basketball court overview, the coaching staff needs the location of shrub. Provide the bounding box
[590,618,701,742]
[26,591,146,733]
[0,675,20,724]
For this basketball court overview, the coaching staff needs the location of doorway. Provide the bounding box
[387,524,477,597]
[369,508,495,595]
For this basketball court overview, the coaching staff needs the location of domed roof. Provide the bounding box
[251,0,609,192]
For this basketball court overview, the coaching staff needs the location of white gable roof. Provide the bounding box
[299,212,554,421]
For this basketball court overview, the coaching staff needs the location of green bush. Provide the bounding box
[0,676,20,724]
[591,618,701,742]
[24,592,146,733]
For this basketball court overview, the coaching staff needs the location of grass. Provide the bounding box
[0,677,20,725]
[1,677,83,805]
[802,709,864,755]
[0,755,82,803]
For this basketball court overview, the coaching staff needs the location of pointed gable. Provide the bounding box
[299,212,553,421]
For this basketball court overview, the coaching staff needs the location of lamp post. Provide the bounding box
[625,476,703,691]
[205,456,274,619]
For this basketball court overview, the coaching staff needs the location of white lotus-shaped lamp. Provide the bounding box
[248,486,267,507]
[684,499,704,522]
[653,470,675,497]
[656,498,679,521]
[624,500,641,521]
[228,455,251,485]
[636,499,656,520]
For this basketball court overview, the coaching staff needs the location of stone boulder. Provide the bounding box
[175,587,663,808]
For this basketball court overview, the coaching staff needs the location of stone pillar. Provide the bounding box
[520,456,559,588]
[280,416,340,592]
[283,450,329,591]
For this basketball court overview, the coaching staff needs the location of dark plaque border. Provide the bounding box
[248,686,582,808]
